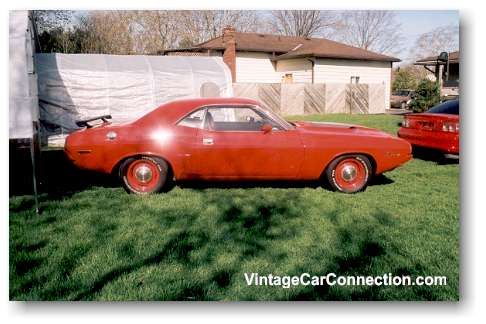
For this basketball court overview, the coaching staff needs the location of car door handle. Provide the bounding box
[202,138,214,145]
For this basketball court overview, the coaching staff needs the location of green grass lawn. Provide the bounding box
[9,114,459,301]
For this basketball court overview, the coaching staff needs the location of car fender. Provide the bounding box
[110,151,175,178]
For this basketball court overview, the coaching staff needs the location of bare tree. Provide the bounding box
[408,24,459,60]
[270,10,336,37]
[333,11,403,55]
[63,10,262,54]
[129,11,183,53]
[32,10,75,32]
[177,10,262,47]
[33,10,85,53]
[77,11,136,55]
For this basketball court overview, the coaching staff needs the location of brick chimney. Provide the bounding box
[222,26,236,82]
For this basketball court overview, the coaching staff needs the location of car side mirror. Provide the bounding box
[261,123,273,133]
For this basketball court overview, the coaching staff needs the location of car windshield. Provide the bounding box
[427,100,459,115]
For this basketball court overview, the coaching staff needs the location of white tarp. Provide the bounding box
[36,53,233,135]
[9,10,38,139]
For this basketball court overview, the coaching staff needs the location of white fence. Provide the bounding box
[233,83,386,116]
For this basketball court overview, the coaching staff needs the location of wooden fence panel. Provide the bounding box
[258,84,281,113]
[233,82,385,115]
[346,84,369,114]
[325,84,347,114]
[368,84,386,114]
[304,84,326,114]
[281,84,304,115]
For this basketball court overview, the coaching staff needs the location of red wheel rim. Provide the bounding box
[126,159,160,193]
[334,158,367,192]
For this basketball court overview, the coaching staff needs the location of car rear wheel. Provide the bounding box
[326,155,372,193]
[120,156,168,194]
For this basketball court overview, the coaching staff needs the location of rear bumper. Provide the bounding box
[397,127,459,154]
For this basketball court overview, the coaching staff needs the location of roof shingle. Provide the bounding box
[194,32,400,62]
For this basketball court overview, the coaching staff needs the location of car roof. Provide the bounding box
[135,97,262,125]
[167,97,260,107]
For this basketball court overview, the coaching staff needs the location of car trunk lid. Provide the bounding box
[402,113,459,132]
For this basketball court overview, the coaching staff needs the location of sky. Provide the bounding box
[395,10,459,41]
[394,10,459,61]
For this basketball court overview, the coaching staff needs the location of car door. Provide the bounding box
[193,106,304,179]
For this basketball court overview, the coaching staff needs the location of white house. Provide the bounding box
[162,27,400,111]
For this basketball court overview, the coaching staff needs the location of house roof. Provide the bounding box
[415,51,460,64]
[187,32,400,62]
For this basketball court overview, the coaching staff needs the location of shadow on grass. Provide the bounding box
[287,210,422,301]
[21,192,302,300]
[10,150,118,211]
[368,174,394,186]
[412,146,459,165]
[10,189,447,301]
[11,148,395,213]
[71,230,201,300]
[177,179,321,190]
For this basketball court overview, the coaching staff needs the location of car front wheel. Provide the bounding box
[326,155,372,193]
[120,156,168,194]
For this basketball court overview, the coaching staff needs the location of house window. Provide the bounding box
[350,76,360,84]
[282,73,293,83]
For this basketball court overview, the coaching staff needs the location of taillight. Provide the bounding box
[402,118,410,128]
[442,122,459,133]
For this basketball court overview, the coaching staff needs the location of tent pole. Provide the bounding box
[30,122,39,214]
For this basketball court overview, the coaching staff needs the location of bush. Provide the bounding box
[392,69,417,91]
[409,79,440,113]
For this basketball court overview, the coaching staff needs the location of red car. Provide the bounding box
[65,98,412,194]
[398,100,459,155]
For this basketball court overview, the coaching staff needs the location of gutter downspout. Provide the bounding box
[307,57,316,84]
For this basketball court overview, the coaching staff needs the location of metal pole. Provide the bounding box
[446,58,450,82]
[30,123,39,214]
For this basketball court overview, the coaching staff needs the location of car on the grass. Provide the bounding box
[65,97,412,194]
[398,99,459,156]
[391,89,415,109]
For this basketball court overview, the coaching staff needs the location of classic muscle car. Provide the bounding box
[65,98,412,194]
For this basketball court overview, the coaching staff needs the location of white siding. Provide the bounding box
[235,52,280,83]
[232,53,392,110]
[275,59,312,83]
[314,58,392,109]
[235,54,313,84]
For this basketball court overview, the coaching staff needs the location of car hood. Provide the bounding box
[293,121,393,138]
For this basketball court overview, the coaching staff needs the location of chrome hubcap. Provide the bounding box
[341,165,357,182]
[134,165,153,183]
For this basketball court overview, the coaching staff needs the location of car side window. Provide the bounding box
[177,109,206,129]
[205,107,279,132]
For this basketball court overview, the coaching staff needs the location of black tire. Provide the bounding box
[119,156,169,194]
[326,154,372,193]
